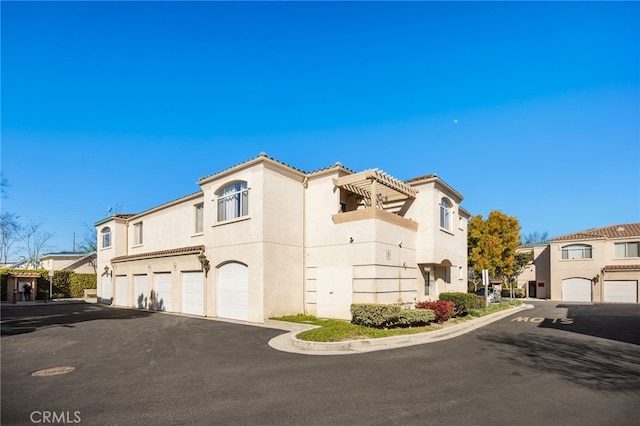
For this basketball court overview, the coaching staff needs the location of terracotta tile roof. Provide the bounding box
[405,173,438,183]
[111,245,205,263]
[404,173,463,200]
[602,264,640,272]
[307,161,356,175]
[198,152,306,182]
[553,223,640,241]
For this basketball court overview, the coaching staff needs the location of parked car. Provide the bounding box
[474,287,502,303]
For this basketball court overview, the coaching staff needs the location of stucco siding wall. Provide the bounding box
[127,196,205,255]
[408,182,467,271]
[550,240,605,301]
[262,243,303,317]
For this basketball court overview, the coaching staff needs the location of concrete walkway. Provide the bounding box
[266,303,533,355]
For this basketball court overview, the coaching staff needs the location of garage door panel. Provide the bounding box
[100,275,113,304]
[153,273,173,312]
[181,271,205,316]
[217,263,248,321]
[115,276,129,306]
[604,280,637,303]
[133,275,148,309]
[562,278,592,302]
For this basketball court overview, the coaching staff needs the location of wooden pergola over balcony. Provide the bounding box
[332,169,417,208]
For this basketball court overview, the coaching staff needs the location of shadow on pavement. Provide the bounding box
[481,331,640,394]
[540,303,640,345]
[0,302,153,337]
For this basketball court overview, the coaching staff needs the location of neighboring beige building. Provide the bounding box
[95,153,469,322]
[39,252,97,274]
[516,244,551,299]
[518,223,640,303]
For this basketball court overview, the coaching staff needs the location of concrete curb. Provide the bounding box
[268,304,534,356]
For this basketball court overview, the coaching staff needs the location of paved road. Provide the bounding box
[1,301,639,425]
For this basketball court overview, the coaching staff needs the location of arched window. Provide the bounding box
[101,227,111,248]
[561,244,592,260]
[217,182,249,222]
[440,198,452,230]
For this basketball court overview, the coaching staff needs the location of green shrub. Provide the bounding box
[1,269,97,300]
[351,304,401,328]
[501,288,526,298]
[70,273,97,298]
[396,309,436,326]
[439,292,478,316]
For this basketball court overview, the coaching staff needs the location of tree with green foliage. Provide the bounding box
[468,211,522,297]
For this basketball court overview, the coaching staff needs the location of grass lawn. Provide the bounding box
[271,301,522,342]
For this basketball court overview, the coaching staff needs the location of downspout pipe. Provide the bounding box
[302,175,308,314]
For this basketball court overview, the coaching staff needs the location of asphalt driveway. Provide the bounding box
[2,301,639,425]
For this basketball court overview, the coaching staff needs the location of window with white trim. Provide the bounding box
[133,222,143,245]
[561,244,591,259]
[424,269,431,295]
[615,241,639,258]
[440,198,452,230]
[194,203,204,233]
[101,227,111,248]
[217,182,249,222]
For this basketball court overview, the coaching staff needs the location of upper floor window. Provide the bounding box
[615,241,639,258]
[195,203,204,233]
[217,182,248,222]
[561,244,592,260]
[101,227,111,248]
[133,222,143,245]
[440,198,452,230]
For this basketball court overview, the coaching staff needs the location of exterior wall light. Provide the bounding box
[198,252,210,277]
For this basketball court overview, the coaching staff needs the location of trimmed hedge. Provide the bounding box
[70,273,97,298]
[0,268,97,300]
[351,304,401,328]
[439,292,478,316]
[396,309,436,326]
[350,304,436,329]
[501,288,526,298]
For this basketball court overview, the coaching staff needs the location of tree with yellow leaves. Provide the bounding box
[468,210,524,297]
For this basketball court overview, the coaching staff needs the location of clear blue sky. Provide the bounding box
[2,1,639,258]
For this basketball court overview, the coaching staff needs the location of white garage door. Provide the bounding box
[217,263,248,321]
[181,271,205,316]
[562,278,592,302]
[604,281,637,303]
[114,276,129,306]
[153,273,173,312]
[133,275,148,309]
[100,275,113,304]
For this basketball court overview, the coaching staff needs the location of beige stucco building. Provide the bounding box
[39,252,97,274]
[95,153,469,322]
[518,223,640,303]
